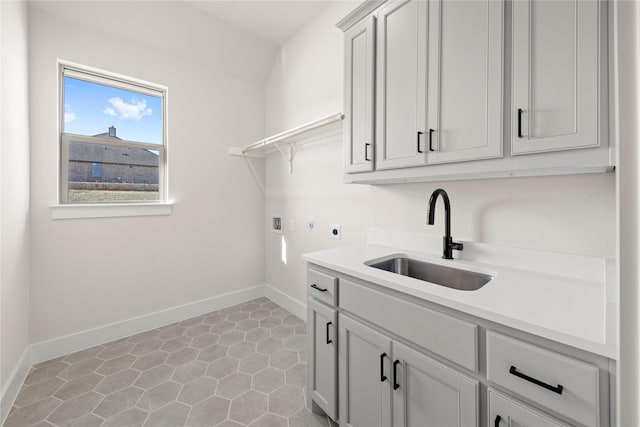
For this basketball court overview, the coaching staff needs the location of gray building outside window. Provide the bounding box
[68,126,159,185]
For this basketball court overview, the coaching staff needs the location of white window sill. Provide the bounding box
[50,203,173,220]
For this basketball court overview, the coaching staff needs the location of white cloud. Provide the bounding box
[104,97,153,120]
[64,104,76,123]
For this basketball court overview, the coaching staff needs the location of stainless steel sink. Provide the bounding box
[366,256,493,291]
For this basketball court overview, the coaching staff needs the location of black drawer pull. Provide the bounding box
[380,353,388,382]
[393,360,400,390]
[310,284,328,292]
[494,415,501,427]
[509,365,564,395]
[417,131,423,153]
[365,143,371,161]
[517,108,524,138]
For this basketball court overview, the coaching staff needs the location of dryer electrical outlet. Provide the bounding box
[330,225,342,240]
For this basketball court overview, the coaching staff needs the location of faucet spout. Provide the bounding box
[427,189,463,260]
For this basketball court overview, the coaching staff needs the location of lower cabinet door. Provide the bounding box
[339,314,392,427]
[489,388,570,427]
[308,298,338,420]
[391,341,479,427]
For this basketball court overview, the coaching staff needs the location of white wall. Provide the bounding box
[28,1,277,88]
[0,0,31,398]
[264,2,372,304]
[28,3,269,344]
[263,3,616,305]
[615,0,640,424]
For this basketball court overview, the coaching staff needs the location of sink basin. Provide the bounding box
[366,256,493,291]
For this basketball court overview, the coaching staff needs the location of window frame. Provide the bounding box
[58,61,168,205]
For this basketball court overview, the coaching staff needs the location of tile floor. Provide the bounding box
[4,297,334,427]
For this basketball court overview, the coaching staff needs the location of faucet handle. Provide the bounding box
[450,241,463,251]
[442,236,463,260]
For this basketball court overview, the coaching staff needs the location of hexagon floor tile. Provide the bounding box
[4,298,336,427]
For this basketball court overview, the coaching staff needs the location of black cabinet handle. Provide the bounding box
[517,108,524,138]
[417,131,423,153]
[380,353,388,382]
[428,129,435,152]
[509,365,563,395]
[365,143,371,161]
[326,322,332,344]
[494,415,502,427]
[393,360,400,390]
[310,284,327,292]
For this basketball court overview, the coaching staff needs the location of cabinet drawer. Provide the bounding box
[340,278,477,371]
[486,331,599,426]
[488,388,569,427]
[307,268,338,306]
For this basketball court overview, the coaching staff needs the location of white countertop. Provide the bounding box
[302,229,617,359]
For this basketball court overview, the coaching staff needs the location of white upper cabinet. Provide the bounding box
[512,0,601,154]
[344,16,376,173]
[375,0,428,170]
[339,0,612,183]
[427,0,503,164]
[352,0,504,171]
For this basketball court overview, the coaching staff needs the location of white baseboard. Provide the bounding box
[1,283,307,424]
[31,285,264,365]
[1,347,31,425]
[264,284,307,320]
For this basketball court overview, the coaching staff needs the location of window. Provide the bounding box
[59,62,167,204]
[91,163,102,178]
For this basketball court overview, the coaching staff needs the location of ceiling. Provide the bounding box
[183,0,332,46]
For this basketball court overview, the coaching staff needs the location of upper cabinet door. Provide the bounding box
[512,0,601,154]
[427,0,504,164]
[344,16,376,173]
[375,0,428,170]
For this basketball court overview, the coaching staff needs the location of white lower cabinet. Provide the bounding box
[489,389,569,427]
[307,264,612,426]
[339,314,391,427]
[338,313,478,427]
[392,341,478,427]
[486,331,599,426]
[308,298,338,420]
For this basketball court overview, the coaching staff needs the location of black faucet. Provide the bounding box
[427,188,463,260]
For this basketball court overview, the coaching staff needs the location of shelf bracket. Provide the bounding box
[274,142,295,174]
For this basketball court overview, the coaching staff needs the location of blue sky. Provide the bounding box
[63,77,163,145]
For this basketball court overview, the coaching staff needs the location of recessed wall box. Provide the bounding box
[272,215,283,234]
